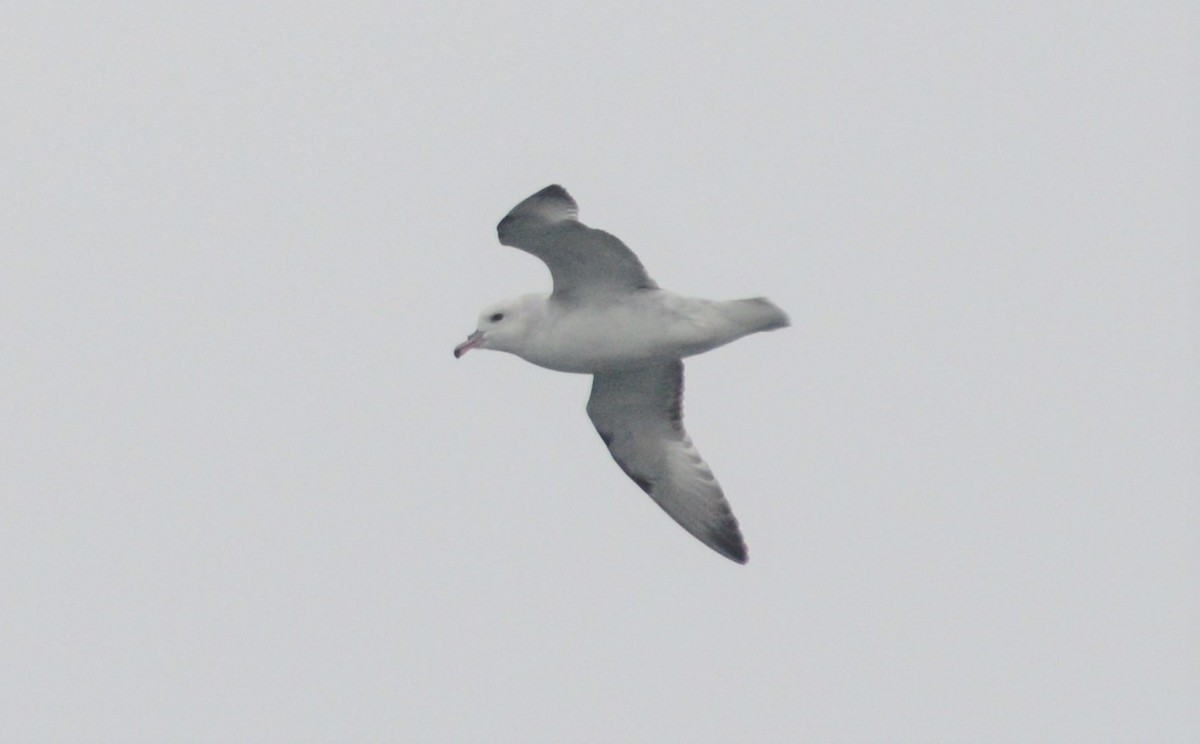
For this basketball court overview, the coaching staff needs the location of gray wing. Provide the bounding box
[586,361,748,563]
[496,185,657,300]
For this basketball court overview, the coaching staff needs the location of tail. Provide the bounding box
[729,297,790,334]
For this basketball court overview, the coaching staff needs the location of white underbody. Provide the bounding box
[508,290,783,373]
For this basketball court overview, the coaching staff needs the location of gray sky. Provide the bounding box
[2,3,1197,742]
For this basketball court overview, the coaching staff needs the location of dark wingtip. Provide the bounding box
[496,214,515,241]
[725,542,749,564]
[709,524,749,564]
[537,184,570,199]
[496,184,578,243]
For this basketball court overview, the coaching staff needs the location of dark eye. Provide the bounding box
[489,312,504,322]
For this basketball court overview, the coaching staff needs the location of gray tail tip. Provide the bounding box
[749,297,791,330]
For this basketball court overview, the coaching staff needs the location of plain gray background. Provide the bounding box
[3,3,1196,742]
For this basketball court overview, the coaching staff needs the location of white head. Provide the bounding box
[453,294,545,359]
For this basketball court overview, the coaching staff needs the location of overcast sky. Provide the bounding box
[2,3,1197,742]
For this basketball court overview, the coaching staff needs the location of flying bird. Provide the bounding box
[454,185,789,563]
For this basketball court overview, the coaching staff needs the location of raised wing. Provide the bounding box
[496,185,657,300]
[586,361,748,563]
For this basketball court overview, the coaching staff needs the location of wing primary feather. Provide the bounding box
[495,185,658,299]
[587,362,749,563]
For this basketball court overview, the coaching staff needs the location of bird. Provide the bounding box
[454,185,789,563]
